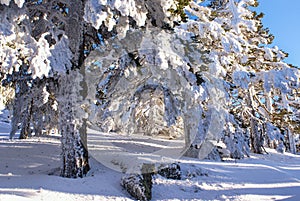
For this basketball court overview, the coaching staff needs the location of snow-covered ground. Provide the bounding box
[0,122,300,201]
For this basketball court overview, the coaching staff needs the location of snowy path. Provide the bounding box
[0,127,300,200]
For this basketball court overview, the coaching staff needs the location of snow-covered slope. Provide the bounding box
[153,151,300,200]
[0,126,300,201]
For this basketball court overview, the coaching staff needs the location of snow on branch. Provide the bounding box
[0,0,24,8]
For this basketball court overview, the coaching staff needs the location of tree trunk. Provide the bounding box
[19,99,33,139]
[247,86,263,154]
[59,71,90,178]
[9,99,20,139]
[59,0,90,178]
[249,117,262,153]
[33,108,43,137]
[287,127,296,154]
[10,80,31,139]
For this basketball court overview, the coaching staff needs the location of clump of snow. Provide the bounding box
[112,0,147,27]
[264,47,274,61]
[42,86,49,104]
[0,8,33,74]
[161,0,177,18]
[84,1,108,30]
[49,35,73,74]
[0,7,72,79]
[0,0,24,8]
[84,0,147,38]
[14,0,24,8]
[29,33,73,78]
[30,33,52,79]
[0,0,10,6]
[233,71,250,89]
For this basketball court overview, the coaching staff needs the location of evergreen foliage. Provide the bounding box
[0,0,299,178]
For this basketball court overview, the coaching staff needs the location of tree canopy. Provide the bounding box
[0,0,299,177]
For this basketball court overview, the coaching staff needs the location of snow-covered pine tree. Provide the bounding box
[1,0,299,178]
[0,0,89,177]
[225,0,300,154]
[83,0,214,153]
[1,0,202,177]
[174,0,252,158]
[179,0,299,157]
[212,0,299,155]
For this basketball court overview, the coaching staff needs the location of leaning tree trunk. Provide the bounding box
[59,0,90,178]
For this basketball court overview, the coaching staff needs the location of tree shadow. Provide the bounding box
[0,136,131,199]
[152,158,300,200]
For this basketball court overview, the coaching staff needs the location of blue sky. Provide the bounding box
[257,0,300,67]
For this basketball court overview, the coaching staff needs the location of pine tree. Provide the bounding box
[1,0,198,177]
[178,0,300,157]
[1,0,299,178]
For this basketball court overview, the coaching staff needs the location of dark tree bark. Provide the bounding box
[59,70,90,178]
[59,0,90,178]
[248,86,263,154]
[19,99,33,139]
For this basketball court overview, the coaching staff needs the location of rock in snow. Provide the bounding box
[121,174,152,201]
[157,163,181,180]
